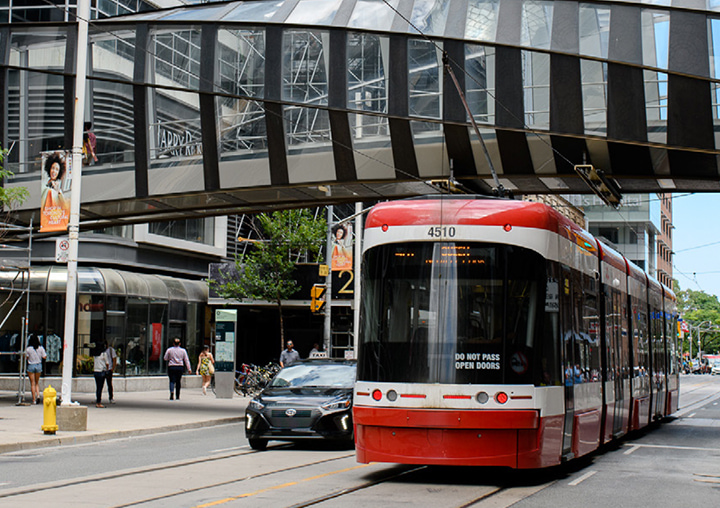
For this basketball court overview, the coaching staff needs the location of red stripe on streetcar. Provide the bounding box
[356,392,370,397]
[443,395,472,400]
[400,394,427,399]
[510,395,532,400]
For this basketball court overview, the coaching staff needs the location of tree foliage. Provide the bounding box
[210,209,327,348]
[675,280,720,355]
[0,149,30,212]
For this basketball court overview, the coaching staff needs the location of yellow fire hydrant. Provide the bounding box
[41,385,59,435]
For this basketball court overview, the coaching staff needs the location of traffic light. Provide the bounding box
[310,284,326,313]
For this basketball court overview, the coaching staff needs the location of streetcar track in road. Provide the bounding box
[0,443,351,502]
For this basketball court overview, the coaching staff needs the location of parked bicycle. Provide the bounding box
[234,362,280,397]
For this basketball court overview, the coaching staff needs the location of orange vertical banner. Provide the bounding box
[40,151,72,233]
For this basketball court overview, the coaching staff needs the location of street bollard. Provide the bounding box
[41,385,59,435]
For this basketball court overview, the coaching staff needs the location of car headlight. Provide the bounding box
[321,397,351,411]
[248,399,265,412]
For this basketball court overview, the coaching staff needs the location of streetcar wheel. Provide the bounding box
[249,438,268,451]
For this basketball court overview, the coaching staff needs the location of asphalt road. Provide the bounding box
[0,374,718,508]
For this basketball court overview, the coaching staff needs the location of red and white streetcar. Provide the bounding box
[353,196,679,468]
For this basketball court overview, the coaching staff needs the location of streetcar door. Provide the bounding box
[560,266,575,459]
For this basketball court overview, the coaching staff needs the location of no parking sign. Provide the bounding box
[55,238,69,263]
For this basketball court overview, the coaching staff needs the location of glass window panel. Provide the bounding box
[523,50,550,129]
[45,294,65,375]
[581,59,607,136]
[410,0,451,37]
[162,4,231,21]
[149,90,203,162]
[408,39,442,119]
[282,30,329,106]
[347,32,388,114]
[126,298,148,376]
[222,1,284,23]
[645,69,667,143]
[121,271,149,297]
[521,0,553,50]
[348,0,399,31]
[150,28,201,90]
[285,105,331,147]
[411,121,445,177]
[78,268,105,293]
[466,44,495,124]
[286,0,343,25]
[712,19,720,121]
[217,28,268,159]
[350,112,392,178]
[642,10,669,69]
[85,77,136,165]
[579,4,610,60]
[6,67,66,174]
[148,303,167,375]
[149,218,215,245]
[77,294,105,375]
[465,0,500,41]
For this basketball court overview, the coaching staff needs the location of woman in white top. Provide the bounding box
[26,334,47,404]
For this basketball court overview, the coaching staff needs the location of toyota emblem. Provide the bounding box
[285,408,297,417]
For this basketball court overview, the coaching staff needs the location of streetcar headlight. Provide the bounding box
[386,390,398,402]
[476,391,489,404]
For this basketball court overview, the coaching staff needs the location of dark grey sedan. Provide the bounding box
[244,359,356,450]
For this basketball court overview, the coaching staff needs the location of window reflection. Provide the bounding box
[523,50,550,129]
[521,0,553,50]
[409,38,442,119]
[465,0,500,42]
[465,44,495,124]
[348,0,398,31]
[347,33,388,114]
[410,0,451,37]
[579,4,610,59]
[581,59,607,136]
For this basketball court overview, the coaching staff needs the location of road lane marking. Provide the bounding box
[624,443,720,452]
[688,413,696,418]
[568,471,596,486]
[623,445,639,455]
[209,446,248,453]
[193,463,372,508]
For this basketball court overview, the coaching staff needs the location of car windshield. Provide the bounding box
[269,362,356,389]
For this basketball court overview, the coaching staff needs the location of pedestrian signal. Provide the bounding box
[310,284,326,313]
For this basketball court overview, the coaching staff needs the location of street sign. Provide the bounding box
[55,238,70,263]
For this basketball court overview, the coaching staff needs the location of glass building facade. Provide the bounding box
[3,0,720,228]
[0,266,207,377]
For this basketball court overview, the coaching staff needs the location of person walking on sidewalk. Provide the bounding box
[164,338,191,400]
[196,345,215,395]
[26,334,47,404]
[105,341,118,403]
[93,341,110,408]
[280,340,300,368]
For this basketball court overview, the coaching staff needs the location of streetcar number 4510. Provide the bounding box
[428,226,456,238]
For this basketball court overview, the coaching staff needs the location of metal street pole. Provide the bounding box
[352,202,362,360]
[324,205,333,355]
[60,0,89,405]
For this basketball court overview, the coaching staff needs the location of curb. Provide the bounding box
[0,416,243,455]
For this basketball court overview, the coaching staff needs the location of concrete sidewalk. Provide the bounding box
[0,387,248,454]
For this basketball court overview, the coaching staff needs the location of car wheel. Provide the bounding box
[249,438,268,451]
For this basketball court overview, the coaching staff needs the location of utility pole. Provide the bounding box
[61,0,89,405]
[324,205,333,355]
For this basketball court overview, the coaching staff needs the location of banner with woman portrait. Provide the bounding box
[40,151,72,232]
[331,223,353,271]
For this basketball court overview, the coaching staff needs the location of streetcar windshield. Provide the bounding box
[359,242,548,385]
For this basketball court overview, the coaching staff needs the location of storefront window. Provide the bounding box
[148,303,168,375]
[77,294,105,375]
[126,298,148,376]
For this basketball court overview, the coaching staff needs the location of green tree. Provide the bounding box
[676,280,720,355]
[0,149,30,217]
[211,209,327,352]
